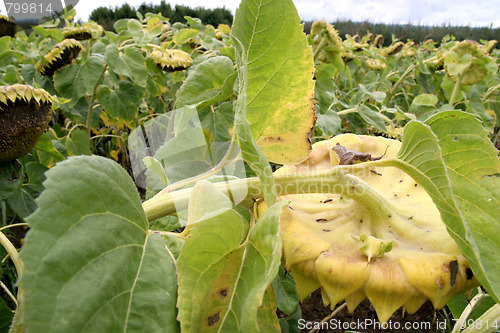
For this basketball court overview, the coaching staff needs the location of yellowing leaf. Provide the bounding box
[232,0,315,164]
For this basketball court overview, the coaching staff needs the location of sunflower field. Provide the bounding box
[0,0,499,332]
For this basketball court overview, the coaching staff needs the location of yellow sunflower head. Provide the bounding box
[257,134,477,323]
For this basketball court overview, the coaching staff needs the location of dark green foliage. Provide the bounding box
[90,1,233,31]
[303,19,500,47]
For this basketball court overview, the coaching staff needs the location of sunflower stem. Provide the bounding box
[86,64,108,137]
[450,71,464,105]
[384,64,417,106]
[0,231,23,278]
[142,159,391,221]
[461,303,500,333]
[312,35,329,61]
[451,288,487,333]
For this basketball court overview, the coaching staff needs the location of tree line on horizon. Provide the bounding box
[305,20,500,47]
[88,1,499,47]
[89,1,233,31]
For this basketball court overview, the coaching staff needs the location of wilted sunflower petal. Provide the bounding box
[256,134,478,323]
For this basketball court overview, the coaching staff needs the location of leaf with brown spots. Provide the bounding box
[389,111,500,302]
[232,0,316,164]
[176,180,288,332]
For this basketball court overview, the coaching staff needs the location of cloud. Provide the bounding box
[294,0,499,27]
[72,0,500,28]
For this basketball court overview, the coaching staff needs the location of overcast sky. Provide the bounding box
[50,0,500,28]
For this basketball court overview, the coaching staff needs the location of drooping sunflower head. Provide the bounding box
[451,40,487,58]
[310,20,342,48]
[257,134,478,323]
[341,52,356,63]
[423,39,436,51]
[381,41,404,56]
[62,27,92,41]
[215,23,231,40]
[373,34,384,48]
[365,58,386,70]
[149,49,194,72]
[0,15,16,37]
[310,20,328,36]
[351,42,369,51]
[483,40,497,55]
[36,39,83,76]
[444,40,496,85]
[402,41,416,57]
[0,85,53,162]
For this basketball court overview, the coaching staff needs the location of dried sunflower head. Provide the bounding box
[423,39,437,51]
[365,58,386,70]
[0,84,52,162]
[149,49,194,72]
[62,27,92,41]
[483,40,497,55]
[424,52,445,71]
[217,23,231,35]
[361,33,374,44]
[36,39,83,76]
[381,41,404,56]
[159,23,172,42]
[256,134,477,323]
[0,15,16,37]
[350,42,369,51]
[341,52,356,63]
[402,42,416,57]
[373,34,384,48]
[444,40,496,85]
[310,20,343,48]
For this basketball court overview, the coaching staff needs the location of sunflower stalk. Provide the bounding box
[86,64,108,137]
[384,64,417,106]
[450,71,464,105]
[142,159,388,221]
